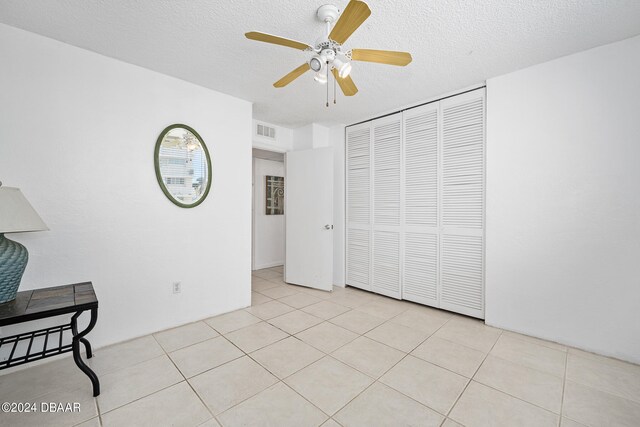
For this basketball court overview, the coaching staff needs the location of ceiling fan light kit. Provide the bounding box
[245,0,412,106]
[314,71,328,84]
[309,55,324,72]
[333,56,352,79]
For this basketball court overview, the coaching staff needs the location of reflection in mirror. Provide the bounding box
[154,125,211,207]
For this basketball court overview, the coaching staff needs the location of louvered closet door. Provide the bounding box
[439,89,485,318]
[402,103,439,306]
[346,123,372,291]
[372,113,402,298]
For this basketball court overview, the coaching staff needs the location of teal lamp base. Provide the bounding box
[0,234,29,304]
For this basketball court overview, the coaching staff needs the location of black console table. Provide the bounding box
[0,282,100,396]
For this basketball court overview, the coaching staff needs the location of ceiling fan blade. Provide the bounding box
[329,0,371,44]
[351,49,412,66]
[245,31,311,51]
[274,63,311,87]
[332,68,358,96]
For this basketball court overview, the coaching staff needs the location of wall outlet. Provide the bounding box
[172,282,182,294]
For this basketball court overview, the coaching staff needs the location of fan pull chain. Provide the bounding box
[334,72,337,104]
[326,62,329,107]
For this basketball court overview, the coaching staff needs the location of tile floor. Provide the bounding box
[1,266,640,426]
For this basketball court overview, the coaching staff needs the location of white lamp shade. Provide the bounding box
[339,61,352,78]
[314,71,328,84]
[332,57,352,79]
[0,187,48,233]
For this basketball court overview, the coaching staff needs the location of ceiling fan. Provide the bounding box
[245,0,412,105]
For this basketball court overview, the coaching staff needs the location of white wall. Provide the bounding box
[486,35,640,363]
[314,125,330,149]
[292,123,331,150]
[292,124,315,150]
[252,158,285,269]
[252,119,293,152]
[0,24,252,350]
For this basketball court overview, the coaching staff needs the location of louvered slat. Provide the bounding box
[373,120,401,226]
[440,235,483,315]
[442,97,484,229]
[347,127,370,225]
[347,228,370,290]
[404,107,438,227]
[403,232,438,305]
[373,231,401,298]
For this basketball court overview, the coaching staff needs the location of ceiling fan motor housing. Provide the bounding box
[316,4,340,23]
[310,46,337,72]
[322,49,336,61]
[245,0,411,98]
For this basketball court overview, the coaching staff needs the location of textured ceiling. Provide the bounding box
[1,0,640,127]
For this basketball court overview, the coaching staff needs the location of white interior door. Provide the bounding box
[371,113,403,299]
[438,90,485,318]
[346,124,372,291]
[285,147,334,291]
[402,102,440,306]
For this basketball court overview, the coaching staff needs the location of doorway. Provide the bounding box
[251,145,335,293]
[252,148,286,273]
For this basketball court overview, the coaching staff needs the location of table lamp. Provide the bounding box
[0,182,48,304]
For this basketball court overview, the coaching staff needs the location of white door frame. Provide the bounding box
[251,147,287,271]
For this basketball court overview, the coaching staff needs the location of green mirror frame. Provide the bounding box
[154,124,212,208]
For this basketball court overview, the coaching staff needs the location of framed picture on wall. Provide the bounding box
[266,175,284,215]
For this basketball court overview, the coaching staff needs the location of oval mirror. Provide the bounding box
[154,124,212,208]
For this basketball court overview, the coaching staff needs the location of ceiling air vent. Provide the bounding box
[257,123,276,139]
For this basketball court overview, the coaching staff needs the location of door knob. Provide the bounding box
[324,224,333,230]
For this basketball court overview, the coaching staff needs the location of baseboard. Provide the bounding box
[253,261,284,270]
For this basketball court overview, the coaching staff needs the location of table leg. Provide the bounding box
[71,308,100,396]
[80,338,93,358]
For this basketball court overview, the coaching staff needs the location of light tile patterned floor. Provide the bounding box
[1,266,640,426]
